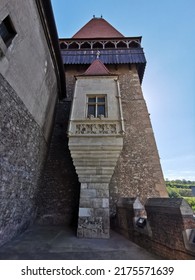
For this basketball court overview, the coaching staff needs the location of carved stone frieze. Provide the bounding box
[75,123,117,135]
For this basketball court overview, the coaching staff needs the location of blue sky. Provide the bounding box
[51,0,195,180]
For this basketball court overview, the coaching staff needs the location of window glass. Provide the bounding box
[88,97,96,103]
[88,105,95,116]
[87,95,107,118]
[0,16,16,47]
[97,105,105,116]
[97,97,105,103]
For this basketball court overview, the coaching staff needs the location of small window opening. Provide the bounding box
[69,42,79,49]
[0,15,16,47]
[60,42,67,49]
[87,96,106,118]
[80,42,91,49]
[129,41,140,48]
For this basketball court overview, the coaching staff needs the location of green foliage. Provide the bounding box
[165,179,195,189]
[183,197,195,212]
[166,179,195,211]
[178,188,192,197]
[166,186,181,198]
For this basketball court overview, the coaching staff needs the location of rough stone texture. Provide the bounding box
[0,0,58,141]
[145,198,195,259]
[35,63,167,237]
[64,64,167,218]
[109,64,168,214]
[0,0,60,246]
[114,197,195,260]
[77,183,110,238]
[36,101,80,227]
[0,74,47,246]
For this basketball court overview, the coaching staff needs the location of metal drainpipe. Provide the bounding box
[115,78,125,134]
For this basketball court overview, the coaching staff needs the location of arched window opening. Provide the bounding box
[80,42,91,49]
[69,42,79,49]
[129,41,140,48]
[117,41,127,48]
[60,42,67,49]
[93,42,103,49]
[105,41,115,49]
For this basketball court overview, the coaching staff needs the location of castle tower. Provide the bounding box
[68,58,124,238]
[59,17,168,237]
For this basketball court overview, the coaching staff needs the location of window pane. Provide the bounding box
[0,16,16,47]
[97,97,105,103]
[88,105,95,116]
[0,22,8,39]
[88,97,96,103]
[97,105,105,116]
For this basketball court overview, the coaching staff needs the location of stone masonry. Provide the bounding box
[0,74,47,246]
[68,70,124,238]
[110,64,168,214]
[0,0,63,246]
[36,100,80,227]
[115,197,195,259]
[63,64,167,219]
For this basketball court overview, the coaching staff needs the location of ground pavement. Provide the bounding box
[0,225,164,260]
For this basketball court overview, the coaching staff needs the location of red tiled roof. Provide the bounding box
[82,59,111,76]
[72,17,124,38]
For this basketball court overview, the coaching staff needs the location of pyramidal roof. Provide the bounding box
[82,59,111,76]
[72,17,124,38]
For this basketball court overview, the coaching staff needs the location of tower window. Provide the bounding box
[87,95,106,118]
[0,15,16,47]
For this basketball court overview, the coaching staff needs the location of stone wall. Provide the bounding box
[62,64,167,219]
[114,197,195,259]
[0,0,60,245]
[109,64,167,214]
[36,100,80,227]
[36,62,167,231]
[35,66,82,228]
[0,0,58,141]
[0,75,47,246]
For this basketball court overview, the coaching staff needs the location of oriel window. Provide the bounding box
[87,95,106,118]
[0,15,16,47]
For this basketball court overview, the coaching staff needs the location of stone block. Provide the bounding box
[93,198,104,208]
[100,228,110,239]
[94,208,109,218]
[77,228,83,238]
[102,198,109,208]
[83,228,95,238]
[96,189,109,198]
[79,207,94,217]
[80,189,97,198]
[102,216,110,229]
[89,229,99,238]
[88,183,109,189]
[81,183,88,189]
[79,197,93,208]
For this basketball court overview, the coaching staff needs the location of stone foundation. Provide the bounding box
[77,183,110,238]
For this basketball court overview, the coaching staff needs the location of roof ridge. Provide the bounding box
[82,58,111,76]
[72,17,124,38]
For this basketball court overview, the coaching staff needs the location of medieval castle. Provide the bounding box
[0,0,195,259]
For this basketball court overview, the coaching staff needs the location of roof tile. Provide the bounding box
[72,17,124,38]
[83,59,111,75]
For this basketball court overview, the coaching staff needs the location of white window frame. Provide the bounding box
[86,95,107,118]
